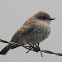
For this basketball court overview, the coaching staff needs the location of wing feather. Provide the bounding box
[10,20,37,43]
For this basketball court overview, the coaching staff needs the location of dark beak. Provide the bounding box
[50,18,55,20]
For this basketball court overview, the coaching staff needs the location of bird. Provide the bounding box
[0,11,55,55]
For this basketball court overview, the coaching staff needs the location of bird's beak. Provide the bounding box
[50,18,56,20]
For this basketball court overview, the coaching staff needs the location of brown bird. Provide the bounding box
[0,11,55,55]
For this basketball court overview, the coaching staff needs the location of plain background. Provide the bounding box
[0,0,62,62]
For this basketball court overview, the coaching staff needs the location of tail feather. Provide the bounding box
[0,44,10,55]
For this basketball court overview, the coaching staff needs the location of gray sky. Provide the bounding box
[0,0,62,62]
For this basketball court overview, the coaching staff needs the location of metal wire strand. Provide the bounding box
[0,39,62,56]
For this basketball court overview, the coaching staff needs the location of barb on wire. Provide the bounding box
[0,39,62,57]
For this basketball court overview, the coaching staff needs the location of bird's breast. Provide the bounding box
[26,22,51,44]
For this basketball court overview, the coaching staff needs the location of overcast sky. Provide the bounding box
[0,0,62,62]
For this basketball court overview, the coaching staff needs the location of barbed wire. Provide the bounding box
[0,39,62,57]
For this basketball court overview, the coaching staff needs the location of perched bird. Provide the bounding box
[0,11,55,55]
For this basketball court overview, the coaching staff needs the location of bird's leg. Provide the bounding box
[25,41,33,53]
[25,44,40,53]
[26,45,36,53]
[38,43,39,46]
[32,44,40,52]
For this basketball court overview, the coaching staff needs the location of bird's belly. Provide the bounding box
[26,24,51,44]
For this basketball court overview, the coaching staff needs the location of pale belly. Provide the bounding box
[25,24,51,45]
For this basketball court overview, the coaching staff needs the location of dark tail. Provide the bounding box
[0,39,22,55]
[0,44,11,55]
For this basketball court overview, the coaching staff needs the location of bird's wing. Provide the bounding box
[10,20,37,43]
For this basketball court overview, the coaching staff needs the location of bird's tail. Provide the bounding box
[0,44,11,55]
[0,39,11,55]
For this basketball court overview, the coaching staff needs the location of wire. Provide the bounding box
[0,39,62,56]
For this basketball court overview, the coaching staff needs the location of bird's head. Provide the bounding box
[32,11,55,24]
